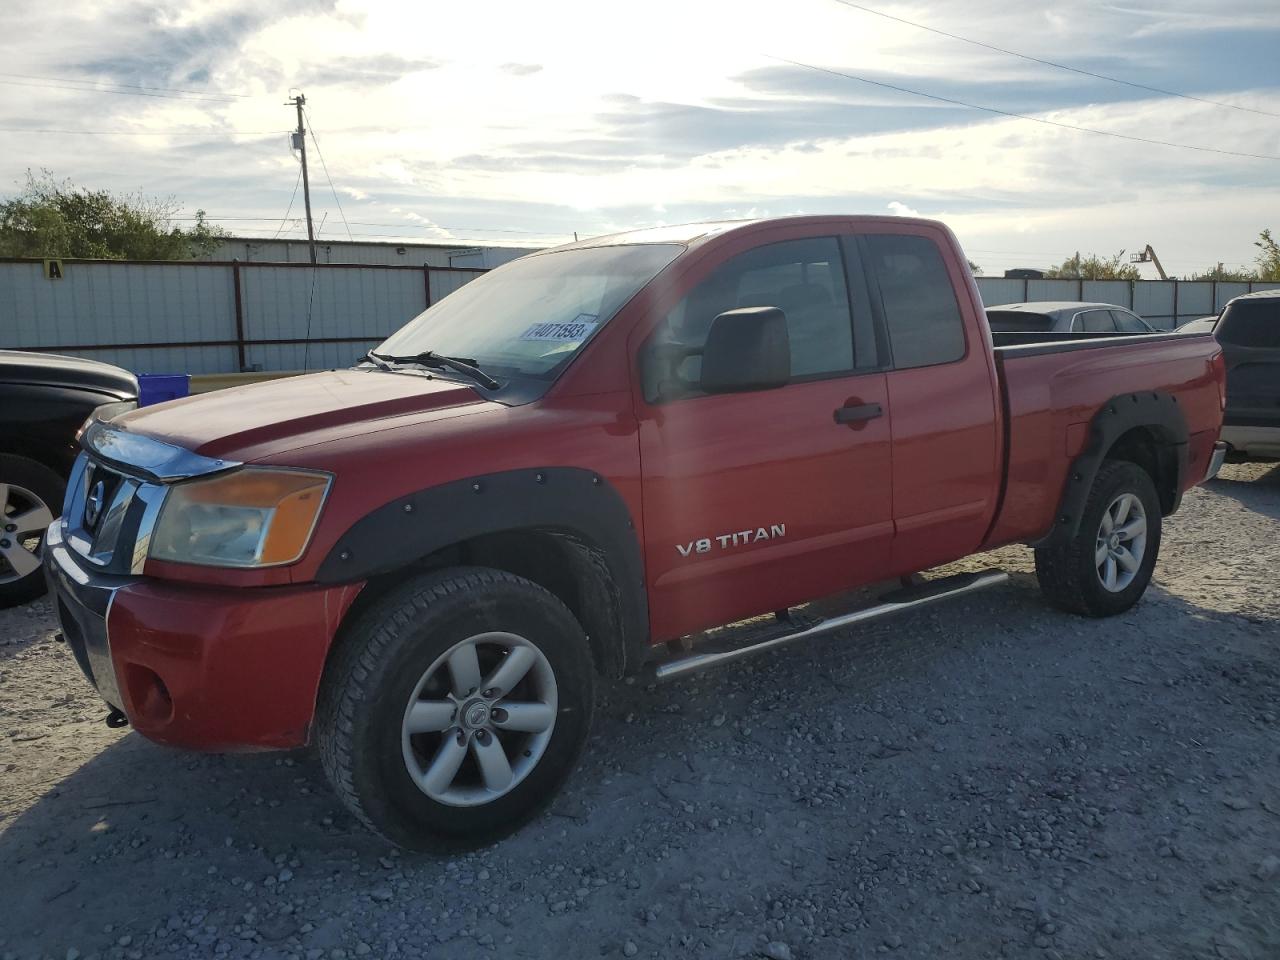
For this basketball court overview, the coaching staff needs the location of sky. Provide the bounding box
[1,0,1278,276]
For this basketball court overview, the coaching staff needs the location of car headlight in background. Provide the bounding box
[76,399,139,441]
[149,468,332,568]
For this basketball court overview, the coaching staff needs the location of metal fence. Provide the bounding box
[5,256,1280,376]
[0,258,484,374]
[974,277,1280,329]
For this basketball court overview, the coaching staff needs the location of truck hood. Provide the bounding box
[113,369,495,461]
[0,349,138,399]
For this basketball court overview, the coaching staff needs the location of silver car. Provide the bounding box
[986,301,1157,335]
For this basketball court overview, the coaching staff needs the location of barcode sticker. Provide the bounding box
[519,315,600,342]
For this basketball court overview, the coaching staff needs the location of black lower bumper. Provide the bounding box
[42,522,131,711]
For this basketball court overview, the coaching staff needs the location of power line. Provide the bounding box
[303,107,353,242]
[272,164,305,240]
[0,71,251,99]
[827,0,1280,120]
[765,54,1280,162]
[0,126,283,137]
[0,77,240,103]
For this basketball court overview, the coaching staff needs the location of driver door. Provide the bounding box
[635,235,894,641]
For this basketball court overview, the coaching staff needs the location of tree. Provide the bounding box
[1185,264,1257,282]
[0,170,226,260]
[1255,228,1280,281]
[967,259,983,276]
[1043,250,1141,281]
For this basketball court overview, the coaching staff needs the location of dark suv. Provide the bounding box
[0,350,138,606]
[1216,290,1280,461]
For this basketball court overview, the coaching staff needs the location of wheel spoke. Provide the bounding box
[1117,517,1146,540]
[0,483,9,516]
[471,735,513,792]
[493,701,555,733]
[483,645,537,697]
[0,543,40,577]
[1113,496,1132,526]
[1115,546,1139,573]
[420,734,468,795]
[447,642,483,698]
[1095,542,1109,567]
[1099,510,1114,535]
[1103,555,1118,590]
[10,503,54,536]
[405,700,456,734]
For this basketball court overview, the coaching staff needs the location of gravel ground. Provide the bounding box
[1,463,1277,960]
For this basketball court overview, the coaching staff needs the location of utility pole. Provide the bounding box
[287,93,317,265]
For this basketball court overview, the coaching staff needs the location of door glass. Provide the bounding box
[658,237,855,384]
[1112,310,1149,333]
[862,234,965,369]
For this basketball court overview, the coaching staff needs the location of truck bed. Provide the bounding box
[982,330,1224,548]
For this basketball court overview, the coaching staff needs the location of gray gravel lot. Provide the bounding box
[1,463,1277,960]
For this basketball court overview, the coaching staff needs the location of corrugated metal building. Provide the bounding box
[204,237,540,268]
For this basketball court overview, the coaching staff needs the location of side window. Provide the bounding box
[862,234,965,369]
[1216,300,1278,347]
[659,237,857,381]
[1113,310,1149,333]
[1078,310,1117,333]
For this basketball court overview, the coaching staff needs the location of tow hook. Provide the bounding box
[105,708,130,729]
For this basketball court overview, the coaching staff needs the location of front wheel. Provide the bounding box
[0,455,63,609]
[1034,460,1162,618]
[316,567,595,850]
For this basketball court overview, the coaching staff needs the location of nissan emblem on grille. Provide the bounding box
[84,479,106,529]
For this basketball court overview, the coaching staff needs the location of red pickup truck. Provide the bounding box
[44,216,1226,849]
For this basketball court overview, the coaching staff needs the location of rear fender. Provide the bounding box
[1034,391,1188,548]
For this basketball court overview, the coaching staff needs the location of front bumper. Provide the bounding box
[1201,441,1229,483]
[44,523,363,751]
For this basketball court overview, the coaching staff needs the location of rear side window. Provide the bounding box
[863,235,965,368]
[1076,310,1117,333]
[1217,299,1280,347]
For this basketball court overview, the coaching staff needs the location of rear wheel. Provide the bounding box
[1034,460,1162,617]
[0,455,62,609]
[316,567,595,850]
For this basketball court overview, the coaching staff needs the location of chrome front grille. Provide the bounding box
[59,420,241,576]
[62,454,167,575]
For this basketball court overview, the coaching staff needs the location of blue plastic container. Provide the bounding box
[137,373,191,407]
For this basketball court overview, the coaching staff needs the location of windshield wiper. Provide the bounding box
[371,351,501,390]
[355,350,395,372]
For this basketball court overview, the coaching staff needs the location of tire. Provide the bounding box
[0,454,64,609]
[1034,460,1162,618]
[316,566,596,851]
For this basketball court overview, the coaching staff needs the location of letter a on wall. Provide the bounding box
[43,259,64,280]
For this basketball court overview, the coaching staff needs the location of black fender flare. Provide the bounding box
[1034,391,1189,549]
[315,467,649,675]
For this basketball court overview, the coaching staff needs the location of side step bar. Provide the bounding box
[654,569,1009,681]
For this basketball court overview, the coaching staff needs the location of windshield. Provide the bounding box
[986,310,1052,332]
[376,244,683,380]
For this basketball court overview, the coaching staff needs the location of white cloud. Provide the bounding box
[0,0,1277,272]
[887,201,921,217]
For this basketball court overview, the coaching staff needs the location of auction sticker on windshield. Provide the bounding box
[519,315,599,342]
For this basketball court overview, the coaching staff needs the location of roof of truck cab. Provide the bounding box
[534,215,947,253]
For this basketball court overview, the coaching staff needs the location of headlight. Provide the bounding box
[149,468,332,568]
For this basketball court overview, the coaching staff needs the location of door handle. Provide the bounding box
[834,402,883,425]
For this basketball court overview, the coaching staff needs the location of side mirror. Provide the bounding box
[700,306,791,394]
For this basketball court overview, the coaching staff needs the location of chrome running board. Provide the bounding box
[653,569,1009,681]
